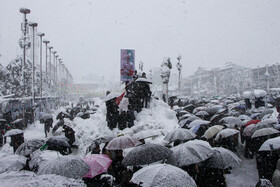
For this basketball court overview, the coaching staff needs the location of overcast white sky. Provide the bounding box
[1,0,280,82]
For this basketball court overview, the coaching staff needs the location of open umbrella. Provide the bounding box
[39,114,53,120]
[37,156,90,179]
[195,111,209,117]
[136,77,152,84]
[15,139,45,156]
[178,113,193,122]
[205,147,241,169]
[46,136,70,148]
[215,129,239,141]
[83,154,112,178]
[243,124,256,137]
[188,120,209,129]
[251,128,280,138]
[259,110,274,119]
[250,113,261,120]
[56,111,71,120]
[179,116,201,128]
[106,136,142,150]
[0,155,27,174]
[219,117,243,126]
[122,144,172,166]
[4,129,24,137]
[244,120,261,127]
[104,93,119,102]
[206,105,223,115]
[164,129,196,143]
[130,164,197,187]
[238,115,252,121]
[204,125,225,139]
[259,136,280,152]
[167,140,214,167]
[133,130,159,140]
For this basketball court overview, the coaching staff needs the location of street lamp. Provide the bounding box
[55,54,59,97]
[176,54,182,96]
[52,51,57,96]
[19,8,31,98]
[37,32,45,98]
[43,40,49,95]
[28,22,38,107]
[48,46,53,94]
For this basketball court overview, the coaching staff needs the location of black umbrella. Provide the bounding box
[122,143,172,166]
[15,139,45,156]
[47,136,70,148]
[52,120,65,133]
[56,111,71,120]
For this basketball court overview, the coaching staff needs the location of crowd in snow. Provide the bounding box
[1,87,280,186]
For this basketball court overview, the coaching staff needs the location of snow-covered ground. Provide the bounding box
[1,98,260,186]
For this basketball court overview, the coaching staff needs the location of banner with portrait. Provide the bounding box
[120,49,135,82]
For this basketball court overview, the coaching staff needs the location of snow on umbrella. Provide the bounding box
[39,114,53,120]
[253,119,278,131]
[4,129,24,137]
[106,136,142,150]
[238,115,252,121]
[251,128,280,138]
[12,118,23,124]
[0,119,7,123]
[46,136,70,148]
[183,104,196,113]
[15,139,45,156]
[192,106,206,114]
[130,164,197,187]
[195,111,209,117]
[133,130,159,140]
[178,113,193,122]
[245,120,261,127]
[259,136,280,152]
[29,150,62,171]
[37,156,90,179]
[56,111,71,120]
[250,113,261,120]
[94,135,115,144]
[104,92,119,102]
[205,147,241,169]
[206,105,223,115]
[83,154,112,178]
[188,120,209,129]
[122,144,172,166]
[204,125,225,139]
[219,116,243,126]
[243,124,256,137]
[259,109,274,119]
[0,155,27,174]
[179,116,201,128]
[167,140,214,167]
[215,129,239,141]
[164,129,196,143]
[136,77,152,84]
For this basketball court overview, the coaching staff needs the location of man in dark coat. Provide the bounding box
[118,110,127,130]
[44,118,53,138]
[127,104,135,128]
[10,133,24,153]
[106,99,119,130]
[62,125,75,147]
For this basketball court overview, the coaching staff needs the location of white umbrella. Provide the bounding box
[135,77,152,84]
[215,129,239,141]
[164,129,196,142]
[195,111,209,117]
[238,115,251,121]
[106,136,142,150]
[4,129,24,137]
[168,140,214,167]
[259,136,280,151]
[29,150,62,171]
[204,125,225,139]
[219,117,243,126]
[188,120,209,129]
[104,93,119,102]
[131,164,197,187]
[251,128,280,138]
[0,155,27,174]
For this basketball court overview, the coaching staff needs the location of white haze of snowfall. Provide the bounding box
[0,98,260,186]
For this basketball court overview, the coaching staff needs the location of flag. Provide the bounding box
[116,92,125,106]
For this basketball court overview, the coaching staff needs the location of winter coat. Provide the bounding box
[10,133,24,153]
[273,159,280,187]
[63,126,75,145]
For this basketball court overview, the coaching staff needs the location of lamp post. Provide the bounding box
[176,55,182,96]
[28,22,38,107]
[37,32,44,98]
[19,8,31,98]
[48,46,53,95]
[51,51,57,96]
[55,54,59,97]
[43,40,49,96]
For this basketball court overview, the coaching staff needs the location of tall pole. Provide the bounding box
[176,55,182,96]
[52,51,57,96]
[28,22,38,107]
[55,54,59,97]
[19,8,31,98]
[43,40,49,96]
[48,46,53,95]
[37,33,45,98]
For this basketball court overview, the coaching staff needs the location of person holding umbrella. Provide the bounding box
[62,125,75,148]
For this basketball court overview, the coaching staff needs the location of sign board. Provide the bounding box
[120,49,135,82]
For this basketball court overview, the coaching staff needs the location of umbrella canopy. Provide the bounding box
[136,77,152,84]
[122,144,172,166]
[179,116,201,128]
[259,136,280,152]
[4,129,24,137]
[205,147,241,169]
[46,136,70,148]
[164,129,196,143]
[251,128,280,138]
[250,113,261,120]
[204,125,225,139]
[178,113,193,122]
[238,115,252,121]
[133,130,159,140]
[188,120,209,129]
[12,118,23,124]
[106,136,142,150]
[56,111,71,120]
[15,139,45,156]
[0,155,27,174]
[37,156,90,179]
[130,164,197,187]
[245,120,261,127]
[215,129,239,141]
[219,117,243,126]
[193,107,207,114]
[206,105,223,115]
[104,92,119,102]
[83,154,112,178]
[259,110,274,119]
[195,111,209,117]
[243,124,256,137]
[93,135,115,144]
[39,114,53,120]
[0,119,7,123]
[29,150,62,171]
[168,140,214,167]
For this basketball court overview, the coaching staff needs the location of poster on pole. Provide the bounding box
[120,49,135,82]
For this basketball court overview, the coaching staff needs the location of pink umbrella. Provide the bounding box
[106,136,142,150]
[243,123,256,137]
[83,154,112,178]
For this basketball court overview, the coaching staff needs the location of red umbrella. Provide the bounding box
[245,120,261,127]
